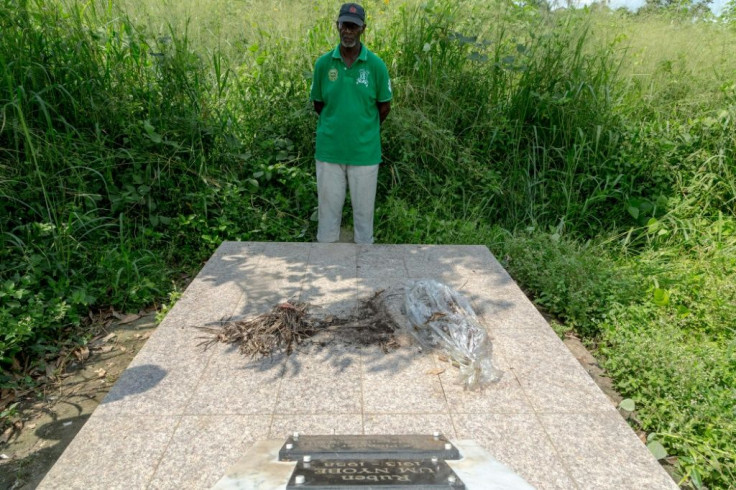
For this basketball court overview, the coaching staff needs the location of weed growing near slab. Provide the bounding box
[501,229,736,487]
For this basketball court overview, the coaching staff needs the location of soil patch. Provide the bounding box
[0,313,158,490]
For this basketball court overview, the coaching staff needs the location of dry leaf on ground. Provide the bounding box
[112,311,140,324]
[426,367,446,376]
[1,427,13,444]
[89,333,116,349]
[73,346,90,362]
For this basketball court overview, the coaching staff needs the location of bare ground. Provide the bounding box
[0,313,158,489]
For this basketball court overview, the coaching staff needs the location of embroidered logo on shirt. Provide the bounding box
[328,68,338,81]
[356,68,369,87]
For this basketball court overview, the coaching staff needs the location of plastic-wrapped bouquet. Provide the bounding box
[404,279,503,390]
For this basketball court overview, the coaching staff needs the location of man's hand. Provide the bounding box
[377,101,391,124]
[313,101,324,115]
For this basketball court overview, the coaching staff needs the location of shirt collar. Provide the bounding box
[331,43,367,63]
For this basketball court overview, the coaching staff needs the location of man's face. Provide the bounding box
[337,21,364,49]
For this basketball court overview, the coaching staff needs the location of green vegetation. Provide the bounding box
[1,0,734,486]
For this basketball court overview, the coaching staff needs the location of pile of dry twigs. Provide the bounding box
[196,302,317,357]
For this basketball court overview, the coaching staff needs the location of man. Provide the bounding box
[310,3,392,244]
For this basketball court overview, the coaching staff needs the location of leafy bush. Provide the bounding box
[0,275,71,365]
[500,232,632,336]
[600,249,736,487]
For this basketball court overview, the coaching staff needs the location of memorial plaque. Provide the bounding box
[286,459,465,489]
[279,434,460,461]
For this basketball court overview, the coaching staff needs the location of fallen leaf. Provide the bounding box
[426,367,446,376]
[1,427,13,444]
[118,346,127,353]
[95,345,114,354]
[619,398,636,412]
[0,453,8,459]
[27,423,36,429]
[95,368,107,378]
[647,440,667,460]
[73,346,90,362]
[100,333,117,343]
[437,355,449,363]
[118,313,141,325]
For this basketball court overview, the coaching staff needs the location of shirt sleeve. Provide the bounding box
[310,60,322,102]
[376,60,392,103]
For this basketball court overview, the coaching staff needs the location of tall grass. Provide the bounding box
[1,0,735,486]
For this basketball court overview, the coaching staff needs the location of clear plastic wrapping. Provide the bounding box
[403,279,502,390]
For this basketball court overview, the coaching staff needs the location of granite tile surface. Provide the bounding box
[230,264,306,318]
[147,415,271,490]
[491,327,583,371]
[440,366,535,415]
[270,414,363,437]
[363,413,457,438]
[539,412,680,490]
[96,361,203,416]
[357,245,409,279]
[514,364,617,414]
[38,415,178,490]
[275,349,362,414]
[127,323,213,368]
[184,347,284,415]
[40,242,676,490]
[361,347,449,414]
[454,413,579,490]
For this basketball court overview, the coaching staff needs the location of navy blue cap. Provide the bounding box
[338,3,365,26]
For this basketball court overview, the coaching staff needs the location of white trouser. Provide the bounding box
[316,160,379,244]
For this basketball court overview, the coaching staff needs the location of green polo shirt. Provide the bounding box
[310,44,392,166]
